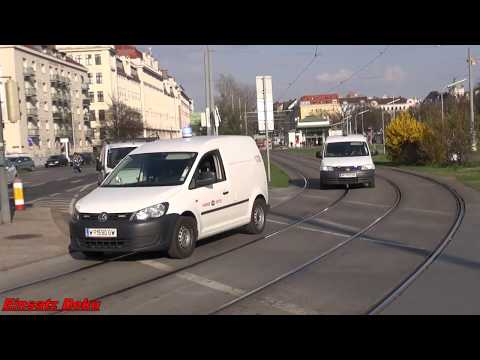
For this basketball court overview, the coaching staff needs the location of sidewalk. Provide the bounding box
[382,170,480,314]
[0,207,69,271]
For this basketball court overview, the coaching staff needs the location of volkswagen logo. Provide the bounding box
[98,212,108,223]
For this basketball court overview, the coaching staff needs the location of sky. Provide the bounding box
[138,45,480,111]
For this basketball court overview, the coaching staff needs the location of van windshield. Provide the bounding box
[325,141,370,157]
[102,152,198,187]
[107,147,137,169]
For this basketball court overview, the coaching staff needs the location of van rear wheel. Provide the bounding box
[244,198,267,234]
[168,216,197,259]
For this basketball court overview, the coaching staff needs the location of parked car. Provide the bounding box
[80,152,94,166]
[45,155,69,168]
[7,156,35,171]
[317,134,375,189]
[5,159,18,185]
[71,136,269,259]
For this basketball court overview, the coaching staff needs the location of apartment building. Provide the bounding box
[369,96,418,112]
[56,45,192,149]
[0,45,92,164]
[298,94,341,119]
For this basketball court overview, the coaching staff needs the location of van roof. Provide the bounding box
[325,134,367,143]
[106,141,145,149]
[130,136,254,155]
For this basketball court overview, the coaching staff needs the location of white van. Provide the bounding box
[70,136,269,259]
[96,142,145,184]
[316,134,375,188]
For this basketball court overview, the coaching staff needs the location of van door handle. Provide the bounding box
[223,191,229,195]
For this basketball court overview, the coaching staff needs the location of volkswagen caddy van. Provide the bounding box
[70,136,269,259]
[316,134,375,188]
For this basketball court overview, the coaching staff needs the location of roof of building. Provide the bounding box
[22,45,85,69]
[115,45,143,59]
[370,97,408,105]
[300,94,339,104]
[339,96,368,104]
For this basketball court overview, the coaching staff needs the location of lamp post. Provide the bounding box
[441,78,467,125]
[0,75,12,223]
[382,98,401,155]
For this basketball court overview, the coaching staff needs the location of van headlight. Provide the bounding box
[131,202,169,221]
[321,165,334,171]
[361,164,375,170]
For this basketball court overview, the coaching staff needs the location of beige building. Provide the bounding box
[56,45,193,149]
[0,45,92,164]
[299,94,341,119]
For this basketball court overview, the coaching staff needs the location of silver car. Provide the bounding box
[7,156,35,171]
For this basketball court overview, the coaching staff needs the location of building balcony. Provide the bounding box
[54,128,73,138]
[82,98,90,108]
[24,67,35,77]
[81,83,89,92]
[53,110,66,120]
[26,108,38,117]
[84,128,94,138]
[27,128,40,137]
[25,88,37,97]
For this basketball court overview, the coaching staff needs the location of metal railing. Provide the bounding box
[26,108,38,117]
[24,67,35,77]
[54,128,73,138]
[27,128,40,137]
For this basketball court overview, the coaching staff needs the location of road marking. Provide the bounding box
[402,207,452,216]
[49,193,61,197]
[344,200,391,208]
[139,260,318,315]
[267,219,349,238]
[71,179,82,184]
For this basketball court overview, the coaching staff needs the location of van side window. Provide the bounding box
[190,150,226,189]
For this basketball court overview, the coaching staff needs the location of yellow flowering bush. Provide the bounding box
[385,112,429,164]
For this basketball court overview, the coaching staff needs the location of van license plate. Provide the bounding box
[85,228,117,238]
[339,172,356,178]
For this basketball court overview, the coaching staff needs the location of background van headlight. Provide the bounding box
[321,165,334,171]
[131,202,169,221]
[361,164,375,170]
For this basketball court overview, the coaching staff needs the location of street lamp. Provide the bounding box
[382,98,401,155]
[441,78,467,124]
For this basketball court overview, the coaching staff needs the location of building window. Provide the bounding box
[44,102,48,111]
[89,110,96,121]
[88,92,94,102]
[80,75,84,84]
[96,73,102,84]
[31,61,36,71]
[75,55,82,64]
[99,110,105,121]
[86,55,92,65]
[87,73,93,84]
[23,58,27,68]
[97,91,104,102]
[95,54,101,65]
[41,64,46,73]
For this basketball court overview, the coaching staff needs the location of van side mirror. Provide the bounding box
[195,171,216,187]
[316,151,323,159]
[96,159,102,172]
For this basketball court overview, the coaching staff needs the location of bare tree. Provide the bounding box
[105,97,144,141]
[215,74,256,135]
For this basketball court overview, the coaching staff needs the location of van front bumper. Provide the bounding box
[320,169,375,185]
[69,214,179,253]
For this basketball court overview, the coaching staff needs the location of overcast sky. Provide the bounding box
[138,45,480,111]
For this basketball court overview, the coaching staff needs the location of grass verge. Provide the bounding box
[262,153,289,188]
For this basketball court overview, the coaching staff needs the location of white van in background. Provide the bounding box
[71,136,269,259]
[96,142,145,184]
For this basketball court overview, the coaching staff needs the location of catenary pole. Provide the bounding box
[0,76,12,223]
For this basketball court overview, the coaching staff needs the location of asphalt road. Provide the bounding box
[0,151,464,314]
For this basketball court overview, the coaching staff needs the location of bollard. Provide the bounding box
[13,177,25,211]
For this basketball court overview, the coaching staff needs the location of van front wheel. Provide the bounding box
[168,216,197,259]
[244,198,267,234]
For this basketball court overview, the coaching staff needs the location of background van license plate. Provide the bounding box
[339,172,357,178]
[85,228,117,238]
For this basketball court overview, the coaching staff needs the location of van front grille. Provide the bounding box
[81,239,125,249]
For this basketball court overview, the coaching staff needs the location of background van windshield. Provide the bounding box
[103,152,197,187]
[107,147,137,169]
[325,141,370,157]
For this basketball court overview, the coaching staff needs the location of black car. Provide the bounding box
[80,152,94,165]
[45,155,69,167]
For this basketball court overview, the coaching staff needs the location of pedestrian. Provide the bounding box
[73,153,82,173]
